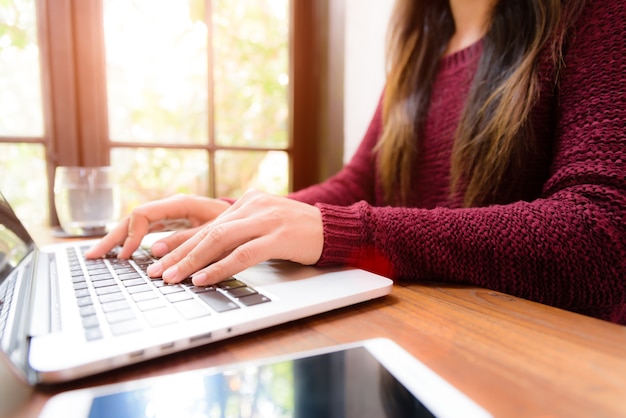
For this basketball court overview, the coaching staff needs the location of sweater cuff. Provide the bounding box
[315,202,366,266]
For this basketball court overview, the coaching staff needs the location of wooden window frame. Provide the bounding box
[31,0,344,225]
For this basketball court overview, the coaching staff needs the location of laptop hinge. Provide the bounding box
[1,257,41,385]
[6,336,38,385]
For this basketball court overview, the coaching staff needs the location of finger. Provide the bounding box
[113,210,159,259]
[85,196,204,260]
[149,190,280,281]
[159,194,231,226]
[149,226,204,257]
[84,218,132,258]
[191,236,274,286]
[156,216,266,283]
[146,224,213,279]
[125,196,233,258]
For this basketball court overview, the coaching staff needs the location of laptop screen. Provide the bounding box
[0,192,35,284]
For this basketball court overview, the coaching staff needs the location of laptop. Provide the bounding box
[0,191,393,385]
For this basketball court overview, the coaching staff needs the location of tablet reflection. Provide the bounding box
[88,347,429,418]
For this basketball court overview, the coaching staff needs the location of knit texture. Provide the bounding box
[288,0,626,324]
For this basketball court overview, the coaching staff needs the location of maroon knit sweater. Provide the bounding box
[288,0,626,324]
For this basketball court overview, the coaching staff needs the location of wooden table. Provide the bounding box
[2,235,626,417]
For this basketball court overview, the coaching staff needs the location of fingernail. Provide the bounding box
[192,272,207,286]
[151,242,169,257]
[162,265,178,282]
[147,261,163,277]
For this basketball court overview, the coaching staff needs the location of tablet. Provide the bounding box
[39,338,491,418]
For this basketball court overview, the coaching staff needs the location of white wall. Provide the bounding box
[343,0,394,162]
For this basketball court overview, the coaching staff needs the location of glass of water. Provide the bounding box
[54,166,119,237]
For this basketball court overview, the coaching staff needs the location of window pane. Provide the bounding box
[213,0,289,148]
[0,0,44,136]
[0,144,48,228]
[103,0,209,144]
[111,148,209,215]
[216,150,288,197]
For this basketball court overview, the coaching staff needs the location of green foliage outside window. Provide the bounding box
[105,0,289,215]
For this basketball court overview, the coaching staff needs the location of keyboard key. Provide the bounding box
[85,327,103,341]
[76,296,93,307]
[90,272,114,282]
[105,309,136,324]
[197,291,239,313]
[74,288,91,298]
[143,307,178,327]
[110,320,143,336]
[132,290,159,302]
[73,281,89,290]
[99,292,126,304]
[216,279,246,291]
[101,299,131,313]
[107,257,128,264]
[79,305,96,317]
[126,283,153,294]
[112,267,136,275]
[71,273,86,281]
[225,286,258,299]
[118,272,142,280]
[238,293,272,306]
[137,298,166,312]
[92,278,117,288]
[86,267,109,275]
[189,285,217,294]
[70,269,84,277]
[82,315,100,329]
[159,285,185,295]
[134,262,152,272]
[121,278,146,287]
[173,299,211,320]
[95,285,122,296]
[165,291,193,303]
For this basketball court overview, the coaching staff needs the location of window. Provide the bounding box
[0,0,48,227]
[0,0,344,230]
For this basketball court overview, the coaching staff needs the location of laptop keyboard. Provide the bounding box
[67,245,271,341]
[0,271,17,343]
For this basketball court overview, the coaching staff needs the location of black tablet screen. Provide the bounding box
[88,346,435,418]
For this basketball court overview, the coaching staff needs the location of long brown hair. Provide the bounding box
[376,0,585,207]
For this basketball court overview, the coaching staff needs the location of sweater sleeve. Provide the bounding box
[315,0,626,323]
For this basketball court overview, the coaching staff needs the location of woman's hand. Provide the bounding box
[145,190,324,286]
[84,194,231,260]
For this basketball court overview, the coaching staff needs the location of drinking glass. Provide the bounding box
[54,166,119,237]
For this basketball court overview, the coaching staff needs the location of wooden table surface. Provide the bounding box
[2,232,626,417]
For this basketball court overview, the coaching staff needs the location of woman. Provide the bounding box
[87,0,626,324]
